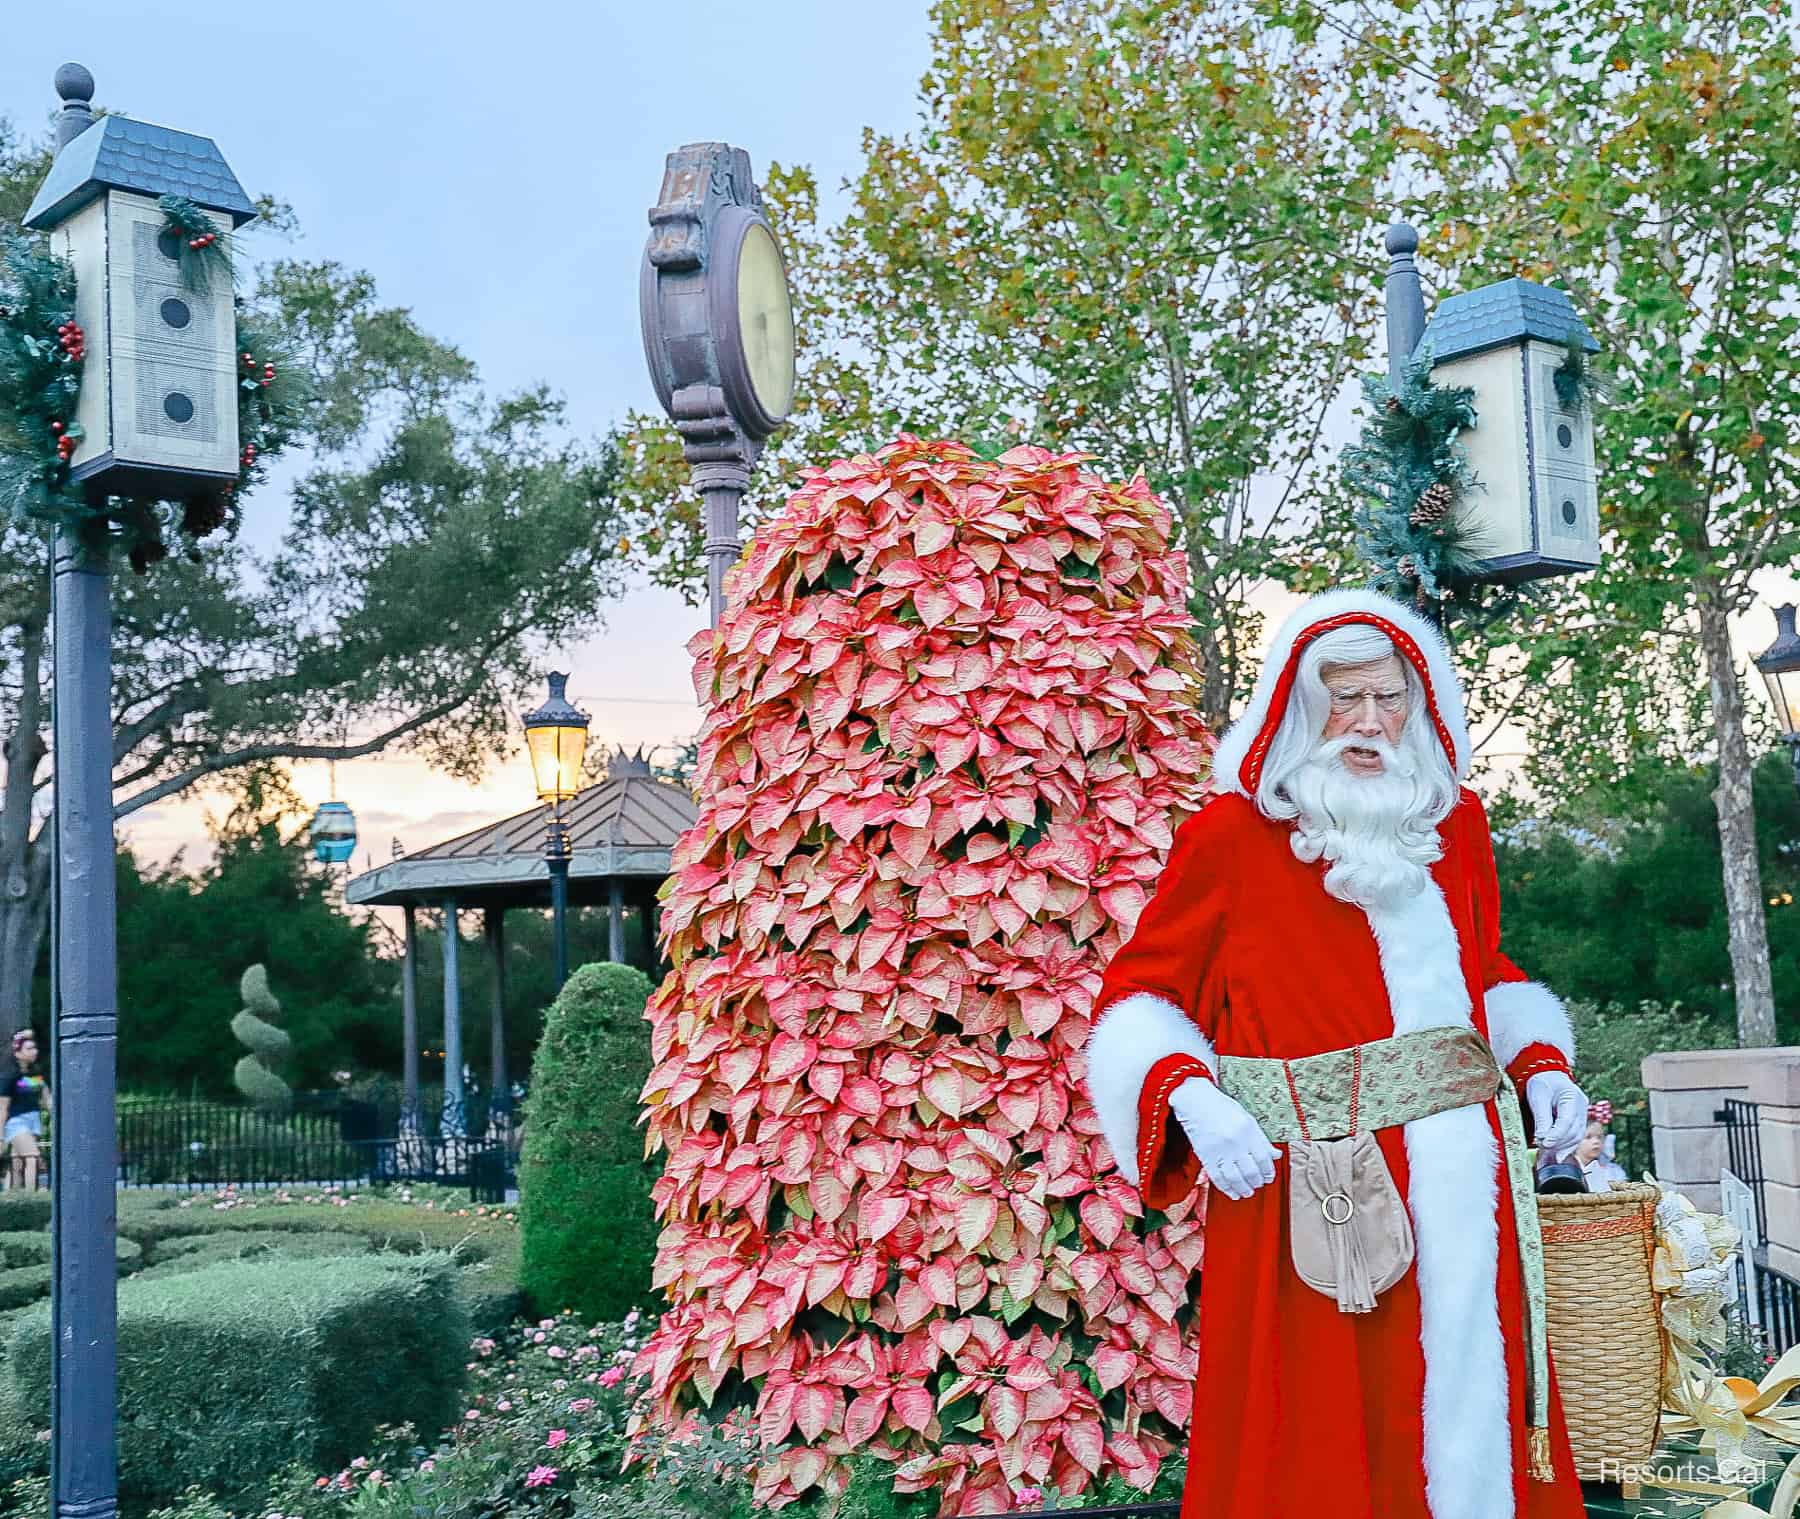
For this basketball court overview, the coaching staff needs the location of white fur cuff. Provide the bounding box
[1083,992,1217,1186]
[1484,980,1575,1071]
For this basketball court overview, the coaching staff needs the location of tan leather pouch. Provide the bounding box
[1288,1132,1414,1312]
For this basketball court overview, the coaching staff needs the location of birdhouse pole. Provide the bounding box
[44,64,120,1519]
[1384,222,1428,392]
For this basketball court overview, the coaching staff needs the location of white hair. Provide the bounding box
[1254,625,1459,908]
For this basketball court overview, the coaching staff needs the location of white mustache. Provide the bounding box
[1318,734,1415,776]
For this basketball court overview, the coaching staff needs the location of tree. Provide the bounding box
[1491,754,1800,1032]
[617,0,1396,730]
[0,110,637,1046]
[52,824,400,1094]
[635,440,1214,1512]
[518,959,659,1323]
[1293,0,1800,1043]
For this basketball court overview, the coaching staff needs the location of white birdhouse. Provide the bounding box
[23,112,255,498]
[1414,278,1602,584]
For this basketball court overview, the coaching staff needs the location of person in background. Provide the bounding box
[1575,1102,1627,1193]
[0,1029,51,1190]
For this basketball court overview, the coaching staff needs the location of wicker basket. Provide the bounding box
[1539,1181,1665,1481]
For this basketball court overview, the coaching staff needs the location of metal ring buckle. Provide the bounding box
[1321,1191,1354,1226]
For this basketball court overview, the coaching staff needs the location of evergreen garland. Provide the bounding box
[157,194,232,293]
[0,239,97,533]
[1552,332,1608,416]
[1341,350,1494,618]
[0,234,308,572]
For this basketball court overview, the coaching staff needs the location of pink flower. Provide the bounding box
[465,1410,481,1421]
[497,1400,513,1412]
[546,1430,568,1450]
[569,1398,595,1413]
[533,1332,547,1344]
[525,1466,559,1489]
[546,1346,568,1360]
[598,1367,625,1389]
[420,1460,435,1473]
[1014,1487,1045,1508]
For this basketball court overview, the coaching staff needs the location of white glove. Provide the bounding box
[1168,1076,1279,1201]
[1526,1071,1589,1161]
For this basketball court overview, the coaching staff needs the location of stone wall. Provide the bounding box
[1643,1047,1800,1272]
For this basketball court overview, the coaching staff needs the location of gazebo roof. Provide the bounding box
[344,753,697,910]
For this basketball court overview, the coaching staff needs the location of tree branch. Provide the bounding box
[113,686,483,822]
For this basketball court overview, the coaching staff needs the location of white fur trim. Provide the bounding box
[1211,588,1471,796]
[1485,980,1575,1071]
[1082,992,1217,1187]
[1364,881,1511,1519]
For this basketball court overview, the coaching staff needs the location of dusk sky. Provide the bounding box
[5,6,1795,870]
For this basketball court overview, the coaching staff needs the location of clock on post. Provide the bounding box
[639,143,796,627]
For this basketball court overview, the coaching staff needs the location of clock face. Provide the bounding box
[735,221,795,421]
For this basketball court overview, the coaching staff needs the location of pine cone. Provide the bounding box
[1386,396,1403,414]
[1410,481,1454,526]
[1396,554,1421,582]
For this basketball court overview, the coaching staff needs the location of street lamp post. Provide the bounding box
[522,673,590,990]
[23,66,253,1519]
[639,143,797,629]
[1754,603,1800,796]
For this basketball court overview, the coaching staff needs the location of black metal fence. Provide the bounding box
[1612,1109,1652,1183]
[114,1083,524,1203]
[1715,1097,1767,1240]
[1753,1256,1800,1356]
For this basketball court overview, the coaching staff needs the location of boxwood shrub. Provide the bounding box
[5,1252,468,1507]
[0,1239,141,1312]
[136,1230,371,1280]
[520,960,658,1322]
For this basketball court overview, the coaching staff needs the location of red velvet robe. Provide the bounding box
[1085,786,1587,1519]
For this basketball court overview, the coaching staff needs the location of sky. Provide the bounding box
[2,0,938,869]
[5,5,1797,870]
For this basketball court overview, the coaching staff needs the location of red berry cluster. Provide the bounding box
[241,351,276,387]
[241,442,257,468]
[57,320,86,362]
[49,419,76,462]
[188,232,218,251]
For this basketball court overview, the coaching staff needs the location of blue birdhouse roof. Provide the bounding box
[24,115,255,231]
[1412,277,1599,365]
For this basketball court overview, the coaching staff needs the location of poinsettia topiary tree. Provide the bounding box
[634,437,1214,1515]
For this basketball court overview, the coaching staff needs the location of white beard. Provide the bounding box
[1283,735,1446,909]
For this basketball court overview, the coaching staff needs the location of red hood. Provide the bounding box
[1210,589,1470,797]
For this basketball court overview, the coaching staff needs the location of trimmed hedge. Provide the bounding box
[0,1198,49,1233]
[0,1239,141,1311]
[0,1189,519,1325]
[520,960,658,1322]
[0,1234,50,1270]
[5,1252,469,1507]
[136,1230,371,1280]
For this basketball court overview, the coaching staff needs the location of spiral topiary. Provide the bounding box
[231,964,292,1111]
[518,959,659,1322]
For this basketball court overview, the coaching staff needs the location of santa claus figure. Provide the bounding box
[1084,589,1590,1519]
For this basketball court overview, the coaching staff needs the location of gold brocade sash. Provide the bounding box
[1217,1026,1555,1481]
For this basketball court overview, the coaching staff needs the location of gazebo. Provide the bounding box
[344,751,697,1129]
